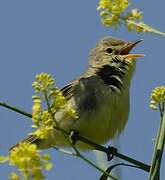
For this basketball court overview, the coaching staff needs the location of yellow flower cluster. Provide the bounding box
[50,89,78,118]
[32,73,54,93]
[32,96,42,123]
[126,9,143,32]
[98,0,129,12]
[9,173,20,180]
[50,89,68,110]
[31,73,78,139]
[97,0,143,32]
[98,0,129,28]
[150,86,165,110]
[98,0,165,36]
[0,143,52,180]
[31,95,53,139]
[1,73,78,179]
[32,110,56,139]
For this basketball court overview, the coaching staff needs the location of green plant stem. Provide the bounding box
[0,101,150,173]
[66,130,150,172]
[78,152,117,180]
[149,113,165,180]
[53,146,117,180]
[119,16,165,37]
[0,102,32,118]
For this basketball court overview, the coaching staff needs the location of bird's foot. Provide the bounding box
[69,130,79,145]
[106,146,117,161]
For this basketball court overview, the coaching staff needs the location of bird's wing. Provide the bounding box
[60,75,93,101]
[60,83,75,100]
[9,75,94,151]
[60,78,80,100]
[9,79,80,151]
[9,135,41,151]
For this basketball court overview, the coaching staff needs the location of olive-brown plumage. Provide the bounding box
[10,36,143,151]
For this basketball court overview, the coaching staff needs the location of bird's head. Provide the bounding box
[89,36,143,68]
[88,36,144,89]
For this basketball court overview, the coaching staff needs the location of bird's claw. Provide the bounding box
[69,130,79,145]
[106,146,117,161]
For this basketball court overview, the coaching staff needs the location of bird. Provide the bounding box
[10,36,143,151]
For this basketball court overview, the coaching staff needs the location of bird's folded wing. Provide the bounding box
[9,77,90,151]
[60,78,80,100]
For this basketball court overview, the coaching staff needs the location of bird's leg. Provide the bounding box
[69,130,79,145]
[106,146,118,161]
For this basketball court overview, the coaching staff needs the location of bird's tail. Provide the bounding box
[9,135,41,151]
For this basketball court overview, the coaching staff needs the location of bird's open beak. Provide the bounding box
[119,39,144,59]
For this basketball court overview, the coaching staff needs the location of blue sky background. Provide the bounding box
[0,1,164,179]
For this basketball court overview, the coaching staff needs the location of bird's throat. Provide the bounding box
[96,64,126,93]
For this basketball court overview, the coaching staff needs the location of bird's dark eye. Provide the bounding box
[106,48,113,54]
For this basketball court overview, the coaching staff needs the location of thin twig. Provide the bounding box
[0,101,150,173]
[53,146,117,179]
[72,146,117,180]
[65,131,150,172]
[0,102,32,118]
